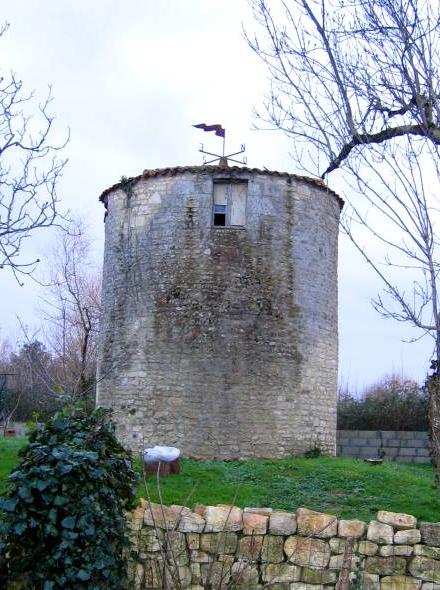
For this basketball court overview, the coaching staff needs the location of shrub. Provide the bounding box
[0,403,137,589]
[338,375,429,431]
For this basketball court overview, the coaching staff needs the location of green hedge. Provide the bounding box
[338,376,428,431]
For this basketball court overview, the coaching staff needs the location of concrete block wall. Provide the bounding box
[1,421,28,436]
[337,431,431,464]
[127,502,440,588]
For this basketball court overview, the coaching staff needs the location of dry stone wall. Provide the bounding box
[127,502,440,589]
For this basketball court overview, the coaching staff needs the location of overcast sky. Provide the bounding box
[0,0,433,391]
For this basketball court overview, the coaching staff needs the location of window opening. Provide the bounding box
[213,181,247,227]
[213,204,226,226]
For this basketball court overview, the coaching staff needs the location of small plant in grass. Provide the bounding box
[304,446,322,459]
[0,403,138,590]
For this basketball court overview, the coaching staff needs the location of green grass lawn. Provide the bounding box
[2,437,439,523]
[138,456,439,523]
[0,436,28,496]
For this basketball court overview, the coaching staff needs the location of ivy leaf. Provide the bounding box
[45,523,58,536]
[54,494,68,506]
[0,497,17,512]
[35,478,51,491]
[52,448,68,461]
[48,508,58,523]
[18,486,32,499]
[14,521,27,535]
[77,569,91,581]
[52,418,68,431]
[85,524,95,536]
[61,516,76,529]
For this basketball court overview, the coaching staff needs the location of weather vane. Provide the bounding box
[193,123,247,167]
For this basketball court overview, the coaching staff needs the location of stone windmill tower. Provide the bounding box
[96,162,342,458]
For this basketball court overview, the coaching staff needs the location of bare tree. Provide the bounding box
[0,22,68,282]
[0,223,100,420]
[0,337,60,430]
[40,222,101,399]
[247,0,440,176]
[0,339,17,434]
[247,0,440,475]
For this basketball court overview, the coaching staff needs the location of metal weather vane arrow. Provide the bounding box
[192,123,225,137]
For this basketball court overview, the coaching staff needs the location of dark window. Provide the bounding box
[213,204,226,226]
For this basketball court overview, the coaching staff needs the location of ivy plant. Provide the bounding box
[0,404,137,589]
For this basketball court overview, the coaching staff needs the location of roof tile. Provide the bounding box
[98,165,343,208]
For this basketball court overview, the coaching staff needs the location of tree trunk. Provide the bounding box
[426,362,440,485]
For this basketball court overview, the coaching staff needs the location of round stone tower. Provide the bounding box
[96,165,342,458]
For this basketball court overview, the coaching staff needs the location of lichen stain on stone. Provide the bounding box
[140,182,304,450]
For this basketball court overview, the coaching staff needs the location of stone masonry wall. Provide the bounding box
[127,502,440,589]
[337,431,431,464]
[97,167,341,459]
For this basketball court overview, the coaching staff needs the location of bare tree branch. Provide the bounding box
[247,0,440,480]
[247,0,440,176]
[0,23,69,283]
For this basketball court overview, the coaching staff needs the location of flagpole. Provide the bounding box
[223,132,225,157]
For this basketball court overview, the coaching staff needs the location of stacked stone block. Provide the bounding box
[337,431,431,464]
[127,502,440,589]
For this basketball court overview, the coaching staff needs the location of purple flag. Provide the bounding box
[193,123,225,138]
